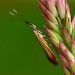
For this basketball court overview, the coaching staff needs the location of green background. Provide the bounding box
[0,0,75,75]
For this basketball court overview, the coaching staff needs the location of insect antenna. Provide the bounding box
[9,9,37,29]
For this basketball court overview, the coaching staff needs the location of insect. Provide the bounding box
[9,9,58,65]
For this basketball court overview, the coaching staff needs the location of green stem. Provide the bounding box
[56,16,62,28]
